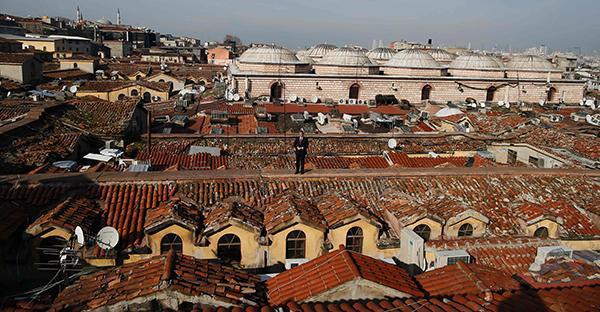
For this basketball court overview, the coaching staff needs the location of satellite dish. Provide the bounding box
[388,138,397,149]
[311,95,319,103]
[233,93,240,101]
[69,85,78,93]
[74,226,85,245]
[198,85,206,93]
[96,226,119,250]
[317,112,326,125]
[539,99,546,106]
[289,94,298,102]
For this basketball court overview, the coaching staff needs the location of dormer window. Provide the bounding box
[413,224,431,241]
[458,223,474,237]
[534,227,549,238]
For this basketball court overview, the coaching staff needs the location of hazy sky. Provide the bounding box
[1,0,599,53]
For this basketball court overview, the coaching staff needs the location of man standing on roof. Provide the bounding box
[293,129,309,174]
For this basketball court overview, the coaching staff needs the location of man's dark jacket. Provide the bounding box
[293,137,309,156]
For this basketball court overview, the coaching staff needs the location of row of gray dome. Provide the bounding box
[238,45,559,72]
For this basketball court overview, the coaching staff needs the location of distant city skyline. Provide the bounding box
[2,0,599,53]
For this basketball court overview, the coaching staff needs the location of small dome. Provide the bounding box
[318,47,376,67]
[96,18,112,25]
[449,53,503,70]
[308,44,337,58]
[384,49,441,68]
[296,49,314,64]
[427,49,457,63]
[366,47,396,62]
[238,46,305,64]
[506,55,557,71]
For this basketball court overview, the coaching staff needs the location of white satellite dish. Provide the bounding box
[317,112,326,125]
[539,99,546,106]
[226,92,233,101]
[579,100,585,106]
[96,226,119,250]
[289,94,298,102]
[198,85,206,93]
[74,226,85,245]
[69,85,78,94]
[388,138,397,149]
[311,95,319,103]
[233,93,240,101]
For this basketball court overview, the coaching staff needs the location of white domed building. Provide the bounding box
[313,47,379,75]
[236,46,310,74]
[449,53,505,78]
[307,44,337,60]
[505,55,561,79]
[366,47,396,65]
[427,49,457,65]
[382,49,445,76]
[295,49,314,64]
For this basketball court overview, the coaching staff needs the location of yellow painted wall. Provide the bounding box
[40,227,71,241]
[77,86,169,102]
[526,219,560,239]
[560,239,600,251]
[328,218,384,258]
[18,39,65,52]
[201,225,264,269]
[268,223,325,266]
[147,224,203,258]
[445,217,486,238]
[406,218,443,240]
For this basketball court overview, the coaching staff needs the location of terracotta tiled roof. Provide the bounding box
[264,193,326,232]
[315,193,380,228]
[427,237,561,275]
[43,68,92,80]
[27,197,101,235]
[0,52,35,64]
[137,151,228,170]
[416,262,520,297]
[518,257,600,289]
[514,200,600,238]
[387,152,470,168]
[77,80,171,92]
[61,96,141,137]
[144,198,202,233]
[50,251,265,311]
[266,246,423,305]
[204,197,264,234]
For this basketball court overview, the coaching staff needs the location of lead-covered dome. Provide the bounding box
[449,53,503,70]
[295,49,314,64]
[506,55,557,71]
[384,49,441,68]
[366,47,396,63]
[308,44,337,59]
[238,46,305,64]
[427,48,457,64]
[318,47,376,67]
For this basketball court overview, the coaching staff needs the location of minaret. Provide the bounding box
[117,9,121,25]
[76,6,82,22]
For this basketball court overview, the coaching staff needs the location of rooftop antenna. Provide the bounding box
[117,9,121,25]
[95,226,120,250]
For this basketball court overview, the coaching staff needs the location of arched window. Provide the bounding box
[486,86,496,102]
[158,79,165,83]
[117,93,126,101]
[413,224,431,241]
[349,83,360,100]
[135,75,142,81]
[346,227,363,253]
[547,87,557,102]
[143,92,151,103]
[458,223,474,237]
[73,62,78,69]
[286,230,306,259]
[270,82,283,100]
[217,234,241,263]
[160,233,183,254]
[131,89,139,97]
[534,227,549,238]
[421,85,432,101]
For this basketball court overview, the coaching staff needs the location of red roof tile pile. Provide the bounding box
[416,262,520,296]
[427,237,561,275]
[519,257,600,289]
[387,152,471,168]
[27,197,101,234]
[145,198,202,232]
[62,97,141,137]
[50,251,264,311]
[204,197,264,234]
[266,246,423,305]
[264,193,326,232]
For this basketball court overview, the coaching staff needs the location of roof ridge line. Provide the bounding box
[342,248,362,278]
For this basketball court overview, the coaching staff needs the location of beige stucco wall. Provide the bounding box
[406,218,443,241]
[305,278,413,303]
[201,224,264,269]
[327,218,387,259]
[488,144,568,168]
[147,224,202,258]
[18,39,65,52]
[560,239,600,251]
[444,216,486,238]
[146,73,185,91]
[77,86,169,102]
[0,63,25,83]
[268,223,325,266]
[59,59,97,74]
[526,219,560,239]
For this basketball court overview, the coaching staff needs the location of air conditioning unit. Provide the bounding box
[432,250,470,270]
[348,99,357,105]
[338,98,346,105]
[285,258,309,270]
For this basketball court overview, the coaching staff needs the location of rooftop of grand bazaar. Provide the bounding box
[1,8,600,312]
